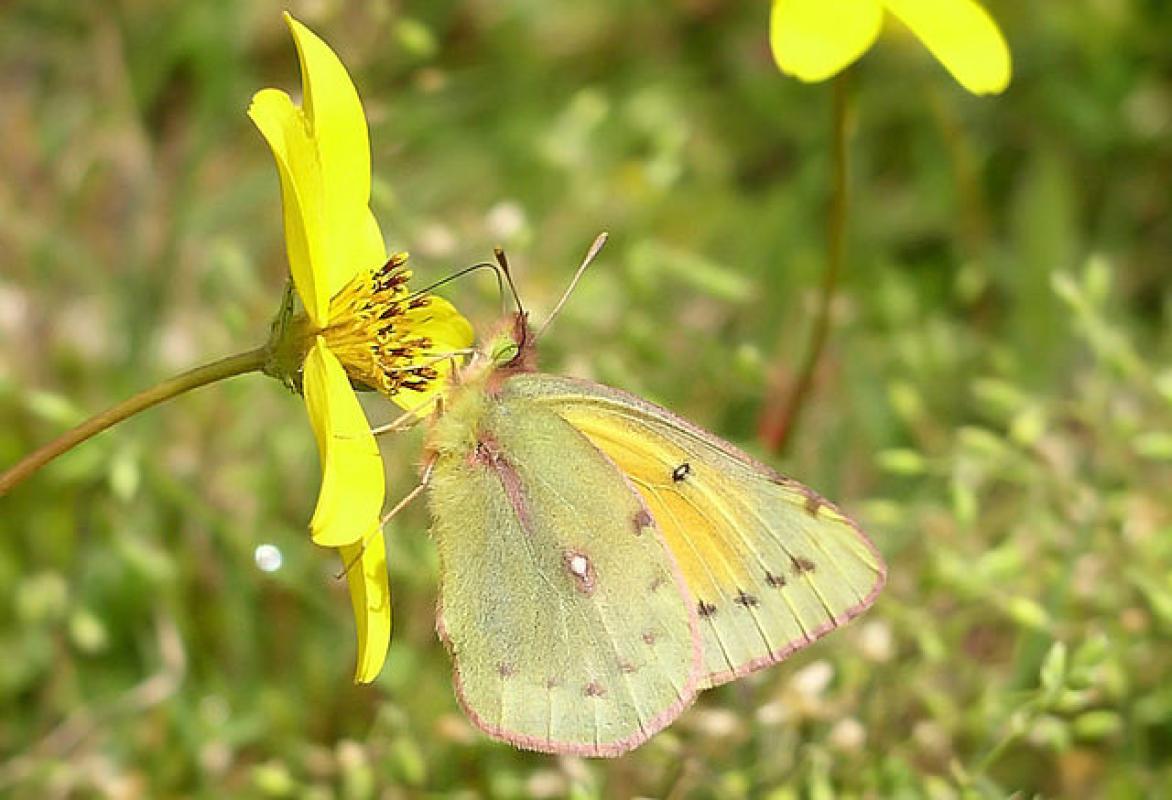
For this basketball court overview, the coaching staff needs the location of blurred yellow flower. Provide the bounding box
[770,0,1011,95]
[249,13,472,682]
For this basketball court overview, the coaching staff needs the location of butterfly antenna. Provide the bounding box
[493,247,526,316]
[401,261,504,306]
[536,232,608,340]
[493,246,531,353]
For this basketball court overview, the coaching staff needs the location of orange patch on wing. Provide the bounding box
[561,410,752,594]
[633,484,750,592]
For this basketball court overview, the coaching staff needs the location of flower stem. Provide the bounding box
[0,347,268,497]
[760,74,851,454]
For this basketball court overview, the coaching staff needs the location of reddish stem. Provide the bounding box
[760,75,850,454]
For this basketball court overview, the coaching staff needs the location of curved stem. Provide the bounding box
[0,347,268,496]
[761,74,851,454]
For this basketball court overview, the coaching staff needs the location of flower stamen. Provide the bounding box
[315,253,445,397]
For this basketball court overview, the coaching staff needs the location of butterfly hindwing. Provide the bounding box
[427,387,702,756]
[504,374,886,688]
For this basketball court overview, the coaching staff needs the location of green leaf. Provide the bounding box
[1039,641,1068,695]
[1072,710,1123,741]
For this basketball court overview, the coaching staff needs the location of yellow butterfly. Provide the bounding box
[417,247,885,757]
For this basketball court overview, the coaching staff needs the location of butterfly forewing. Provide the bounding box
[505,374,886,688]
[427,390,701,756]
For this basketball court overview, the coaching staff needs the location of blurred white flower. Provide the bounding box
[791,660,835,698]
[829,717,867,753]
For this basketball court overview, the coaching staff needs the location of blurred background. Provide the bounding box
[1,0,1170,796]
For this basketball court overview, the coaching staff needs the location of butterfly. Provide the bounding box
[413,299,886,757]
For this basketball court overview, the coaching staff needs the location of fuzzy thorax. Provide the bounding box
[424,313,535,459]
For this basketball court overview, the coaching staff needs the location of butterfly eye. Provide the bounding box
[490,341,519,365]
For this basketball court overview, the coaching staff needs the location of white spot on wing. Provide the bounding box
[563,550,596,594]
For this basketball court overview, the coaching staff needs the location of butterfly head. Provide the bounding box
[481,233,605,378]
[485,312,538,375]
[426,312,535,457]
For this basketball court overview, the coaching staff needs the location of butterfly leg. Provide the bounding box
[371,396,439,437]
[379,455,436,527]
[336,456,437,580]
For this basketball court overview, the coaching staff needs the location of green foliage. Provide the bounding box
[1,0,1170,797]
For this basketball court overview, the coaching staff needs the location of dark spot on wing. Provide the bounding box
[584,681,607,698]
[618,659,638,674]
[642,630,658,645]
[698,600,717,617]
[734,590,759,608]
[497,662,515,678]
[632,508,653,533]
[649,575,666,592]
[672,462,691,482]
[545,676,562,689]
[804,493,823,517]
[791,556,817,574]
[765,571,787,588]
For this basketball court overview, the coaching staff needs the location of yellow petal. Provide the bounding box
[407,295,476,353]
[356,206,388,285]
[248,88,330,327]
[389,295,476,412]
[285,13,386,298]
[883,0,1011,94]
[770,0,883,83]
[339,529,391,683]
[303,337,385,547]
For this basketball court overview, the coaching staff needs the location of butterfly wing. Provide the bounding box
[504,374,886,688]
[427,388,701,756]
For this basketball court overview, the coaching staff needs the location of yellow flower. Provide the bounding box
[770,0,1011,95]
[248,13,472,682]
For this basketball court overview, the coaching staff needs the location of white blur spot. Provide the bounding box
[254,544,283,573]
[416,223,456,258]
[790,659,834,698]
[829,717,867,753]
[569,554,589,577]
[485,200,527,240]
[755,700,789,727]
[692,708,739,739]
[859,619,895,663]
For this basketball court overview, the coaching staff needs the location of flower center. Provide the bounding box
[315,253,440,396]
